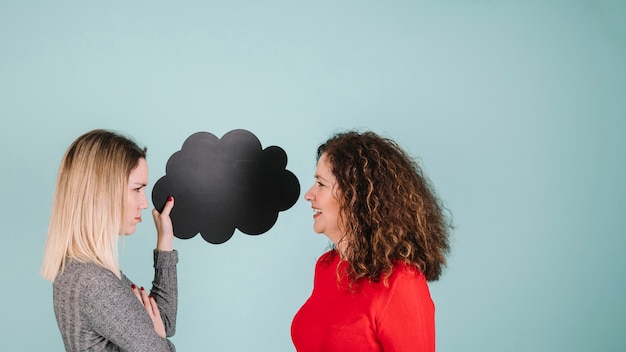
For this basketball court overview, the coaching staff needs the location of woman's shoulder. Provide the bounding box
[56,260,123,288]
[64,259,110,273]
[387,261,427,285]
[310,250,341,276]
[319,249,336,261]
[316,249,339,266]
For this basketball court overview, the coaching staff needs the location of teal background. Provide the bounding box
[1,1,625,351]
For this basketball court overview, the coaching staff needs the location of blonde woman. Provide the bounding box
[41,129,178,351]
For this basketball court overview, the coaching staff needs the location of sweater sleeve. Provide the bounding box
[84,267,176,351]
[377,270,436,352]
[150,249,179,337]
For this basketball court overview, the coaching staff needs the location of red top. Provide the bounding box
[291,250,435,352]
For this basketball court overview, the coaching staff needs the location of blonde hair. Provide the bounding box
[40,129,147,281]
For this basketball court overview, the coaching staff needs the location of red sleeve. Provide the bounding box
[377,270,436,352]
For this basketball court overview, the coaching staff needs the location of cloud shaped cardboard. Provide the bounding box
[151,129,300,244]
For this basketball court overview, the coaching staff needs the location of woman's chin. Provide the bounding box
[121,225,137,236]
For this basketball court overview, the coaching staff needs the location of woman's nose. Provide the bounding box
[304,186,314,201]
[141,194,149,209]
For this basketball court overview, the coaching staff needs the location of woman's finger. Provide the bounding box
[160,195,174,216]
[147,293,166,338]
[153,196,175,251]
[139,287,152,313]
[130,284,142,303]
[149,295,160,316]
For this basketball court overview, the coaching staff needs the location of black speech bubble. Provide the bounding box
[151,129,300,244]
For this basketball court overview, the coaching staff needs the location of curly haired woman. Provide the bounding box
[291,130,452,352]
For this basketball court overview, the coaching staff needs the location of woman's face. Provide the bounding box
[304,153,344,245]
[123,158,149,235]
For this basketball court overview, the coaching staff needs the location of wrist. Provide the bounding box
[156,238,174,251]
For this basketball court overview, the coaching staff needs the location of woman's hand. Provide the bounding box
[152,196,175,251]
[131,284,166,338]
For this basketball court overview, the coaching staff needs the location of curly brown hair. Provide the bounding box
[318,131,452,282]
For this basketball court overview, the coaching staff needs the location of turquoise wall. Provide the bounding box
[1,1,624,351]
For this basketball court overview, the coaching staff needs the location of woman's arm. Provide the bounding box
[377,270,436,352]
[85,270,176,351]
[149,195,178,336]
[150,249,178,336]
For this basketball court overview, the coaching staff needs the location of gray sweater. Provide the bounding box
[53,250,178,351]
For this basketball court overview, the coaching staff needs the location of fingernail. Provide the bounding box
[167,195,173,201]
[140,286,145,291]
[149,294,153,299]
[131,284,136,289]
